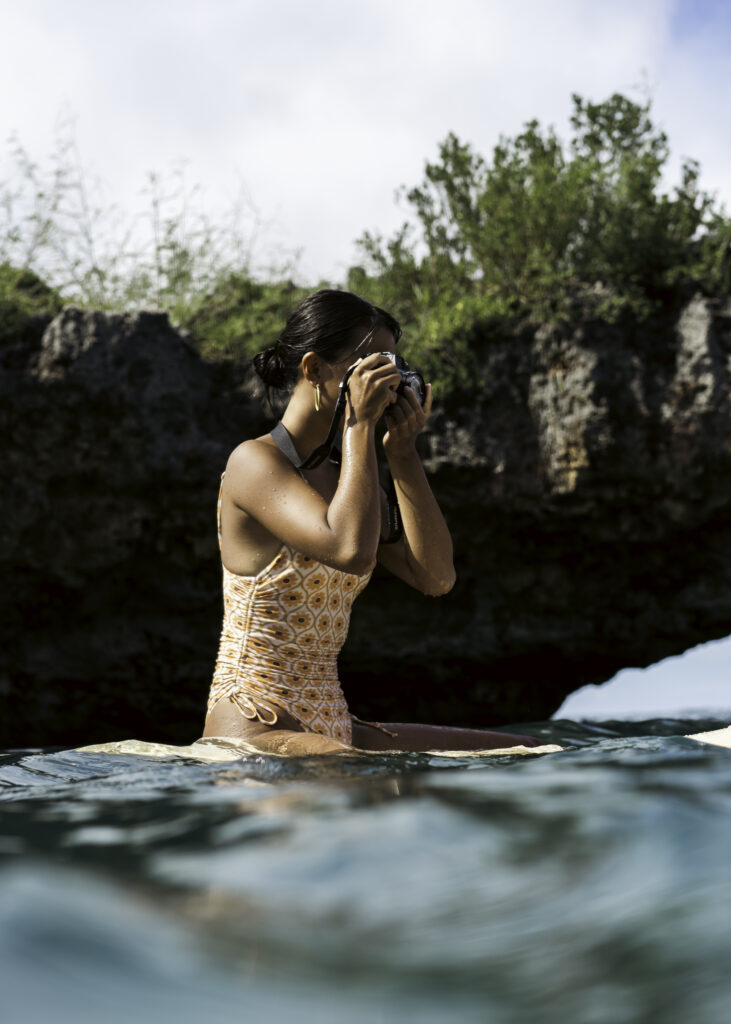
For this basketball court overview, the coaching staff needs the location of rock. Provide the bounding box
[343,292,731,727]
[1,308,269,746]
[1,297,730,746]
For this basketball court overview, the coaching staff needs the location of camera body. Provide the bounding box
[377,352,427,407]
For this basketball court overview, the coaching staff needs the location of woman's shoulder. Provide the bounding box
[227,433,281,468]
[224,434,292,494]
[222,438,283,517]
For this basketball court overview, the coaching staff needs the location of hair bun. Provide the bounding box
[253,344,287,388]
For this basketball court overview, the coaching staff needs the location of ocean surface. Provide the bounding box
[1,716,730,1024]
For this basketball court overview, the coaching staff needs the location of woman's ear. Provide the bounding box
[301,351,320,385]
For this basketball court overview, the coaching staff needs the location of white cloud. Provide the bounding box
[2,0,730,279]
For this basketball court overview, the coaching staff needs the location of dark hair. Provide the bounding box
[253,289,402,400]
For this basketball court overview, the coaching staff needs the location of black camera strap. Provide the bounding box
[270,364,355,472]
[383,472,403,544]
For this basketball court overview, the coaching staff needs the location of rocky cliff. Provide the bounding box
[2,295,730,746]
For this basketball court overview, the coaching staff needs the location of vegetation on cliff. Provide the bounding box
[350,92,731,389]
[0,263,62,351]
[2,92,729,391]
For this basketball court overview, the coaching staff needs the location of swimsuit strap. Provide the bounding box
[271,421,341,468]
[271,421,302,467]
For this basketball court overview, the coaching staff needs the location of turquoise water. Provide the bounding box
[1,717,730,1024]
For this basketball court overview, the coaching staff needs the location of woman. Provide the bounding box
[202,289,539,753]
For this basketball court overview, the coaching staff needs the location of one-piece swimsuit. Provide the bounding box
[206,442,395,744]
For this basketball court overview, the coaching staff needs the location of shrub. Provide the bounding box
[0,262,62,349]
[350,92,731,392]
[180,275,310,363]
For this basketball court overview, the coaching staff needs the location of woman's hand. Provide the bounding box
[344,353,402,427]
[383,382,433,459]
[376,379,454,595]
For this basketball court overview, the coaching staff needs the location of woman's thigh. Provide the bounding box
[202,697,349,753]
[351,720,541,752]
[203,697,305,740]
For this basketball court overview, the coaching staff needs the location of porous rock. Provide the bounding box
[2,297,730,745]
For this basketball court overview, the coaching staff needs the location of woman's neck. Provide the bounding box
[279,386,335,463]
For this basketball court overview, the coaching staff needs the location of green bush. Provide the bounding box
[0,262,62,348]
[0,127,295,327]
[350,92,731,393]
[180,275,310,363]
[2,93,729,396]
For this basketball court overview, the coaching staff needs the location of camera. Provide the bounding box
[377,352,427,407]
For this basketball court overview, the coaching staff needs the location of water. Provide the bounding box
[1,717,730,1024]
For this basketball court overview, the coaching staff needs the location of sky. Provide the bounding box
[3,0,731,282]
[557,637,731,720]
[2,0,730,718]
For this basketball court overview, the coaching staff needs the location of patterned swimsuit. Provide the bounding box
[207,466,394,745]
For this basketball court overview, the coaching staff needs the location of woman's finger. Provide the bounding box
[346,353,396,381]
[395,392,423,421]
[358,351,391,367]
[401,385,422,411]
[385,401,408,427]
[369,362,402,382]
[355,353,398,377]
[401,389,425,422]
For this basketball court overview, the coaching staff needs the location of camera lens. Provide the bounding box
[400,371,426,406]
[378,352,426,407]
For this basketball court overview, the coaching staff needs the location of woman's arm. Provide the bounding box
[225,354,400,575]
[377,384,456,596]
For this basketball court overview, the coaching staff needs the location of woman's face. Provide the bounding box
[301,325,398,409]
[329,325,397,372]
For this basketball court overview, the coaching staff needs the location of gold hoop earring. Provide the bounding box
[314,384,321,412]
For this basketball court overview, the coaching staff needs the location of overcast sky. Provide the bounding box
[3,0,729,718]
[3,0,730,282]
